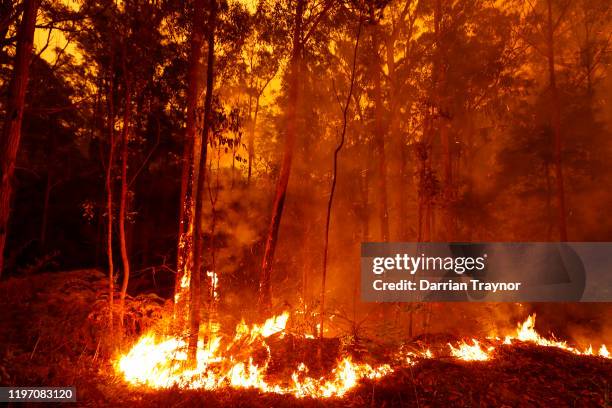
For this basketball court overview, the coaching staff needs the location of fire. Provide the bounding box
[291,358,392,398]
[116,312,393,397]
[117,312,609,397]
[449,339,493,361]
[503,314,610,359]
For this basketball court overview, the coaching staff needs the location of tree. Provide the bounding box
[258,0,334,311]
[545,0,568,241]
[320,9,362,339]
[188,0,217,364]
[243,6,282,184]
[0,0,41,277]
[118,62,132,329]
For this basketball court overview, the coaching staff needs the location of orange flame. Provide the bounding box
[449,339,493,361]
[116,312,393,397]
[504,314,610,359]
[117,312,609,397]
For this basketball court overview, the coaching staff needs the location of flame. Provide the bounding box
[503,314,610,359]
[449,339,493,361]
[207,271,219,301]
[116,312,393,397]
[291,358,392,398]
[117,312,609,397]
[400,348,434,364]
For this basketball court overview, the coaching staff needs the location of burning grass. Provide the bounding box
[1,270,610,406]
[115,311,610,401]
[116,312,393,397]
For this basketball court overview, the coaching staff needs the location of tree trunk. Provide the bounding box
[546,0,568,241]
[248,94,261,184]
[370,13,390,242]
[320,17,362,339]
[258,0,305,311]
[0,0,40,277]
[545,162,553,240]
[105,70,116,333]
[118,84,132,329]
[40,124,57,249]
[361,142,371,242]
[188,0,216,364]
[433,0,454,241]
[40,169,51,248]
[175,0,207,325]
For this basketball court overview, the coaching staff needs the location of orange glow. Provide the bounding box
[117,313,609,397]
[503,314,610,359]
[116,312,392,397]
[449,339,493,361]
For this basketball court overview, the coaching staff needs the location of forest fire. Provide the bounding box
[116,312,392,398]
[2,0,611,404]
[116,313,610,399]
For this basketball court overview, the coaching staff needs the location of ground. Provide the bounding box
[1,270,610,407]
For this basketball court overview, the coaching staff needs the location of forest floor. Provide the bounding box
[1,270,610,407]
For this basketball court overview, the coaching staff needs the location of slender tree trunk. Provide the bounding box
[41,127,55,249]
[361,142,371,242]
[40,170,51,247]
[320,17,362,339]
[188,0,216,363]
[0,0,40,277]
[105,71,116,333]
[399,141,407,240]
[370,13,389,242]
[118,84,132,329]
[546,0,567,241]
[545,162,553,240]
[247,70,254,184]
[248,94,262,184]
[247,76,274,185]
[258,0,305,311]
[175,0,207,326]
[434,0,454,241]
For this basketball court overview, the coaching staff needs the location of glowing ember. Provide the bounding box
[449,340,493,361]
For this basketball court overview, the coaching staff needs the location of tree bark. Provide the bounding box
[118,83,132,329]
[175,0,207,326]
[105,70,116,333]
[258,0,305,311]
[188,0,216,363]
[546,0,568,241]
[0,0,40,277]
